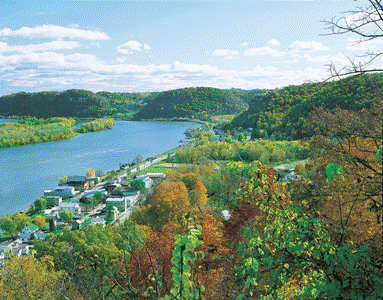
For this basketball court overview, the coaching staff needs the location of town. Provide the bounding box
[0,153,172,265]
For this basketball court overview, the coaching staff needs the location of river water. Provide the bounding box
[0,120,198,217]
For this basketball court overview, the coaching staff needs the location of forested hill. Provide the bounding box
[230,73,383,139]
[132,87,263,120]
[0,90,154,118]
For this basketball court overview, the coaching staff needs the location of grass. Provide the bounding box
[137,165,175,175]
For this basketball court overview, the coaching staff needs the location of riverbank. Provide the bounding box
[0,120,199,217]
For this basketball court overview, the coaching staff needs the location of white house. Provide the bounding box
[59,202,81,215]
[19,224,47,243]
[106,197,128,212]
[0,239,29,259]
[88,217,106,227]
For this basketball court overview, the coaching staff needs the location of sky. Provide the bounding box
[0,0,382,96]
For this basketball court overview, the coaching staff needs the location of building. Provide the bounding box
[45,196,62,206]
[72,220,82,230]
[133,175,153,189]
[19,224,47,243]
[88,217,106,227]
[66,175,89,191]
[0,239,29,259]
[44,186,75,198]
[87,176,100,187]
[59,202,81,215]
[105,197,128,212]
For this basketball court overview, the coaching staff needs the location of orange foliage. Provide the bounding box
[151,180,190,229]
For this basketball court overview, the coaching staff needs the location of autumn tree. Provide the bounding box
[188,180,208,207]
[150,180,190,230]
[0,255,80,300]
[306,103,383,249]
[33,215,46,230]
[86,169,95,177]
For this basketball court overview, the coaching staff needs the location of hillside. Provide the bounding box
[230,73,383,139]
[0,89,154,119]
[132,87,261,121]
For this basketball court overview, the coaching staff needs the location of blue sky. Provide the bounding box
[0,0,382,96]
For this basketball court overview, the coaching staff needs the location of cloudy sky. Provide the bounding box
[0,0,382,96]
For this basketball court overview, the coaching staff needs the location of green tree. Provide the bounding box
[59,210,74,224]
[105,208,115,224]
[131,179,146,193]
[0,215,17,238]
[93,191,103,205]
[49,219,56,232]
[35,197,47,212]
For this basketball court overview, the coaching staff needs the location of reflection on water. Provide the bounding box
[0,120,198,217]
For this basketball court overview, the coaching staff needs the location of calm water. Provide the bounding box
[0,120,198,217]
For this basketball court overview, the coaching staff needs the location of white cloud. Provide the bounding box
[267,39,280,46]
[211,49,239,57]
[239,42,248,47]
[342,9,383,27]
[244,46,286,57]
[0,41,81,54]
[117,40,151,54]
[288,40,329,52]
[0,25,110,40]
[346,37,383,51]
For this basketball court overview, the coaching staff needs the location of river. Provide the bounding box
[0,120,199,217]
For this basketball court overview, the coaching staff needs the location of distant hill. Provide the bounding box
[230,73,383,139]
[0,88,263,120]
[0,89,154,118]
[132,87,263,120]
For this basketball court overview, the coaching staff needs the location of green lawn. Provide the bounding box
[137,165,175,175]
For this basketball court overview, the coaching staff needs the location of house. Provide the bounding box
[88,217,106,227]
[145,172,166,184]
[59,202,81,216]
[44,186,75,198]
[0,239,29,258]
[87,176,100,187]
[19,224,47,243]
[133,175,153,189]
[105,196,128,212]
[106,178,121,192]
[45,196,62,206]
[72,220,82,230]
[66,175,89,191]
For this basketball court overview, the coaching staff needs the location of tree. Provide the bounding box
[35,197,47,212]
[189,180,208,207]
[49,218,56,232]
[95,169,104,177]
[93,191,103,205]
[34,215,46,230]
[0,215,17,238]
[0,255,76,300]
[323,0,383,78]
[86,169,95,177]
[131,179,146,194]
[0,212,30,238]
[59,210,74,224]
[58,175,67,184]
[134,154,143,164]
[105,208,115,224]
